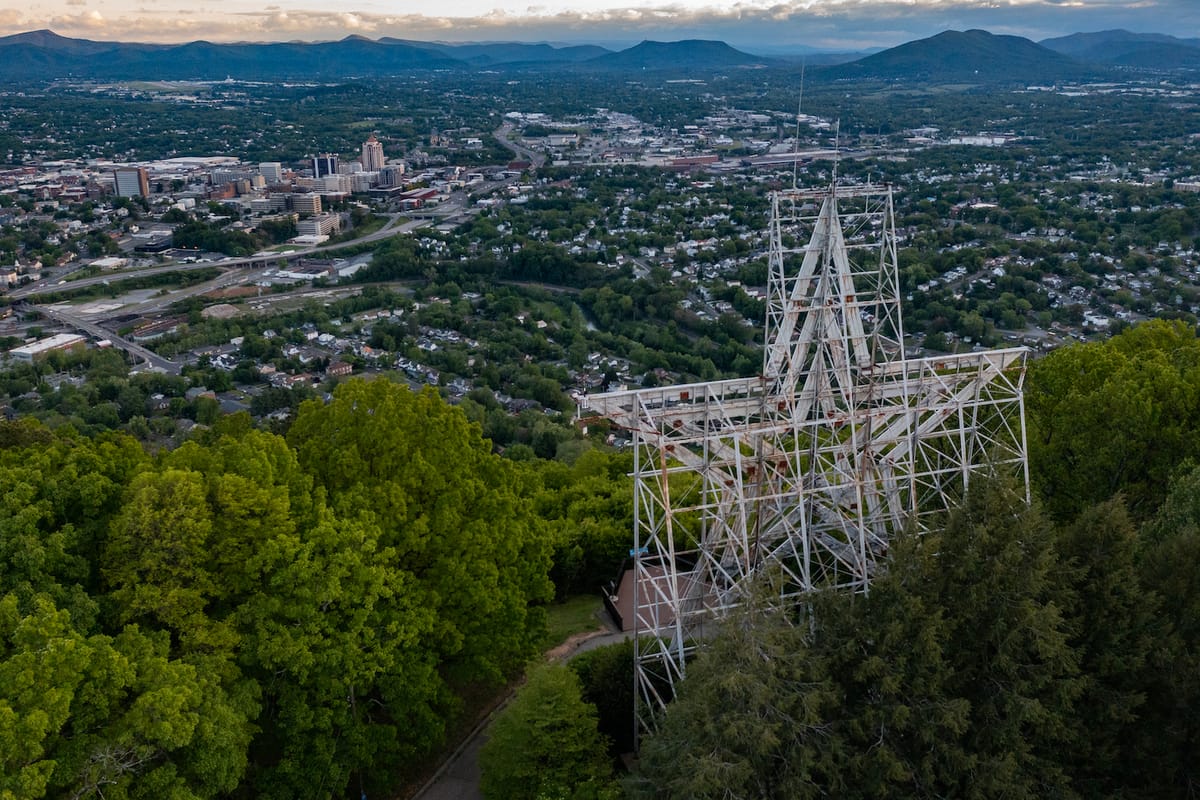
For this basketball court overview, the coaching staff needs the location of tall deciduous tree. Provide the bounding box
[1027,319,1200,520]
[103,469,220,644]
[531,449,634,597]
[0,593,251,800]
[288,379,553,686]
[571,639,636,755]
[275,379,554,796]
[0,429,146,630]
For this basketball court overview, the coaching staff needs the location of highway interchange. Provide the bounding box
[15,192,487,373]
[11,130,541,373]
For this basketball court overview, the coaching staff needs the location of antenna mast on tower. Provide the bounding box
[792,59,806,190]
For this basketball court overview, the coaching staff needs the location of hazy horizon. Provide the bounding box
[0,0,1190,52]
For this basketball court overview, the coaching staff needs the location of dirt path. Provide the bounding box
[410,621,631,800]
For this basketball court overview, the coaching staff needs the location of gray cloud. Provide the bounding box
[3,0,1194,50]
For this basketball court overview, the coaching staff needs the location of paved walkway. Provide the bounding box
[411,617,630,800]
[416,730,486,800]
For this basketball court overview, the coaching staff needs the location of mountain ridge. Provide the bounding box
[0,27,1177,81]
[581,39,770,70]
[831,29,1093,82]
[379,38,611,65]
[1039,29,1200,69]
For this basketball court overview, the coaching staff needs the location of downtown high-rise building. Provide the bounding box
[361,134,385,172]
[113,167,149,198]
[312,153,339,178]
[379,164,406,188]
[259,162,284,183]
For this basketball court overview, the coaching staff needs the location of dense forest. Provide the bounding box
[634,472,1199,798]
[5,320,1200,798]
[0,378,632,800]
[481,319,1200,799]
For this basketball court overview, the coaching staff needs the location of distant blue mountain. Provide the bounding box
[832,29,1095,82]
[381,38,611,65]
[0,31,462,80]
[1039,30,1200,69]
[0,27,1188,82]
[0,31,771,79]
[580,39,772,70]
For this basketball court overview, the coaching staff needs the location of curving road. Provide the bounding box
[494,123,546,169]
[9,210,460,372]
[11,183,499,370]
[30,302,179,373]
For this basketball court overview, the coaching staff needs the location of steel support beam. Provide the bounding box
[580,182,1029,741]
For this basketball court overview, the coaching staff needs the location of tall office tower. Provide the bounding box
[113,167,149,198]
[290,193,322,215]
[312,153,339,178]
[351,172,377,193]
[259,162,284,183]
[361,134,385,172]
[379,164,406,188]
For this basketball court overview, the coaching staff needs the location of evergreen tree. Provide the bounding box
[920,477,1081,799]
[480,662,616,800]
[1137,466,1200,797]
[827,530,969,798]
[639,477,1083,799]
[1056,499,1163,798]
[636,590,843,800]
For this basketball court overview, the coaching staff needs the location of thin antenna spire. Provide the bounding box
[792,59,806,190]
[832,118,842,186]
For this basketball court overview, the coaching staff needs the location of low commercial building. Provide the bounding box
[9,333,87,362]
[276,264,334,281]
[92,256,128,270]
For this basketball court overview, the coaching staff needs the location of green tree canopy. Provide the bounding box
[0,381,560,800]
[1136,466,1200,796]
[638,477,1084,800]
[480,662,616,800]
[288,379,554,686]
[1027,319,1200,520]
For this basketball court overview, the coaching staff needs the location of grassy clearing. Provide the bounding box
[541,594,604,649]
[319,215,388,247]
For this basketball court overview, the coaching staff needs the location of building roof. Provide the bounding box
[9,333,87,358]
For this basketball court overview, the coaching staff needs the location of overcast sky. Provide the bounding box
[2,0,1193,51]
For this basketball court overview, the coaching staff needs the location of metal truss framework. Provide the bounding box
[580,183,1030,737]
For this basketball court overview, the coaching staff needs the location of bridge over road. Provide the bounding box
[26,303,179,374]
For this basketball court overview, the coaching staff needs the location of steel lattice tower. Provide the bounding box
[580,182,1030,738]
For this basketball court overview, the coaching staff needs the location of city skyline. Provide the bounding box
[0,0,1191,52]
